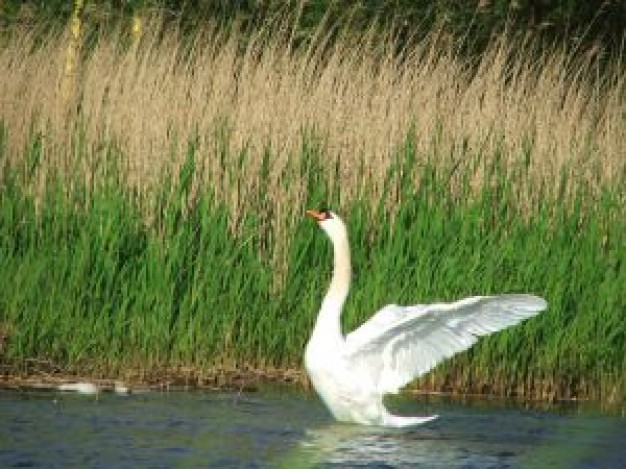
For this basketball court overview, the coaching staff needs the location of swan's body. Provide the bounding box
[305,209,547,428]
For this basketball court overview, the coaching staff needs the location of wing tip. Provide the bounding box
[500,294,548,313]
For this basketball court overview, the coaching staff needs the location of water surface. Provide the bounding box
[0,388,623,468]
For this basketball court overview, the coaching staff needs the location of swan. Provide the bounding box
[304,209,547,428]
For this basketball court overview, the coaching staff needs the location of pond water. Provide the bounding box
[0,387,623,468]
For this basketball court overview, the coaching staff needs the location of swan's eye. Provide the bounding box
[320,209,333,220]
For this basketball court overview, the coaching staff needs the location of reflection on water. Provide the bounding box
[298,425,481,467]
[0,388,623,468]
[285,401,625,469]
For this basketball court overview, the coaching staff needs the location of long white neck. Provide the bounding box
[313,220,351,343]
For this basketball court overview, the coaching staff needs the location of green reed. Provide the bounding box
[0,129,624,403]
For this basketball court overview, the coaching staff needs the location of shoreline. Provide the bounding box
[2,369,623,415]
[0,366,306,394]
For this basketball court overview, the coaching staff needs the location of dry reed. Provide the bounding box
[1,19,623,197]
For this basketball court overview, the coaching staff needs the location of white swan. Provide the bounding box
[305,209,547,428]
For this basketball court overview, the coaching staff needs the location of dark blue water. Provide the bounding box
[0,388,623,468]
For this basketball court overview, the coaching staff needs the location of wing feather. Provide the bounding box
[344,294,547,394]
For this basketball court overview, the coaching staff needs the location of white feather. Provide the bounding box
[345,295,546,394]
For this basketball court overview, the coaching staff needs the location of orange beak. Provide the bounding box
[306,209,326,222]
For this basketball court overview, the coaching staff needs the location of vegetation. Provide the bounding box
[0,18,623,404]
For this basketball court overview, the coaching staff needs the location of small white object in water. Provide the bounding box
[114,381,130,395]
[57,382,99,394]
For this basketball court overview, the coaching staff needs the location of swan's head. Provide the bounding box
[306,208,347,242]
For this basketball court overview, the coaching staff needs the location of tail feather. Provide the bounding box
[382,411,438,428]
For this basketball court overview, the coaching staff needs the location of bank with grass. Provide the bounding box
[0,19,623,404]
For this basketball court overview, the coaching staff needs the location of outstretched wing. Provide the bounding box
[344,294,547,394]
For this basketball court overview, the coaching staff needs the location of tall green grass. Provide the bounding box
[0,129,623,403]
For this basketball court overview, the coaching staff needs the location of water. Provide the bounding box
[0,388,623,468]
